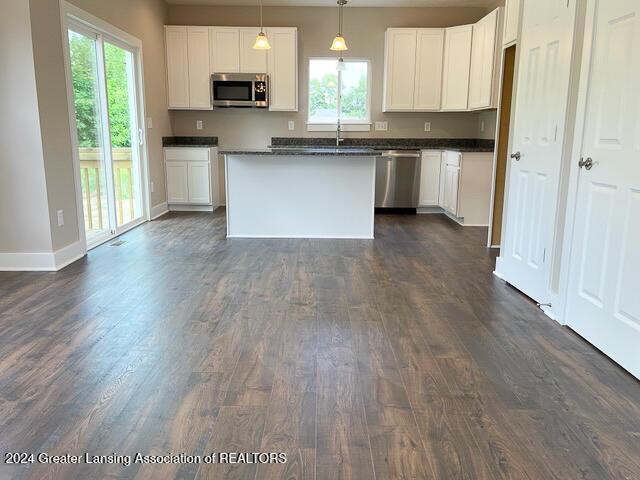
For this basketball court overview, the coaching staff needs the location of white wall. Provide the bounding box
[0,0,54,254]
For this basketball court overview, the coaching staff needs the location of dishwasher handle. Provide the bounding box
[380,150,421,158]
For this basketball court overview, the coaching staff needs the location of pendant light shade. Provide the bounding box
[330,0,348,51]
[253,0,271,50]
[253,31,271,50]
[330,35,348,51]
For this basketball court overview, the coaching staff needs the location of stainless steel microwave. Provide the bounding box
[211,73,269,108]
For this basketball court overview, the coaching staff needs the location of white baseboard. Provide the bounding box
[0,239,85,272]
[169,204,216,212]
[0,252,57,271]
[54,240,86,270]
[150,202,169,220]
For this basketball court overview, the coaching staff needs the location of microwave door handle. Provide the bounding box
[252,81,256,102]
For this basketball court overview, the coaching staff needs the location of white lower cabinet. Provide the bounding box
[164,147,219,210]
[418,150,442,206]
[187,161,212,204]
[166,161,189,203]
[420,149,493,225]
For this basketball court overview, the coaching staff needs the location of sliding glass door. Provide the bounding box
[67,23,145,248]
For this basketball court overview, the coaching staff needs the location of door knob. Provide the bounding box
[510,151,521,161]
[578,157,594,170]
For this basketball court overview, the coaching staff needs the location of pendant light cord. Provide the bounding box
[339,1,343,35]
[259,0,264,34]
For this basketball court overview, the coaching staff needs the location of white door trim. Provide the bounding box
[59,0,151,252]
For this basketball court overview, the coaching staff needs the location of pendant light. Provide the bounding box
[253,0,271,50]
[336,57,346,72]
[330,0,348,51]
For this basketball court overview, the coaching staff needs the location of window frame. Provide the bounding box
[306,57,372,131]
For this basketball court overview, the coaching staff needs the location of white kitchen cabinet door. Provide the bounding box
[441,25,473,111]
[419,151,442,206]
[240,28,268,73]
[438,155,447,207]
[503,0,521,46]
[187,27,212,109]
[209,27,240,74]
[187,161,212,204]
[469,9,499,110]
[414,29,445,111]
[165,26,189,109]
[166,161,189,204]
[267,27,298,111]
[444,164,460,215]
[383,29,417,111]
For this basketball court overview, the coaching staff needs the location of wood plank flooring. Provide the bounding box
[0,211,638,480]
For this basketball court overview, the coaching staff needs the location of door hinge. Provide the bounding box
[537,302,552,308]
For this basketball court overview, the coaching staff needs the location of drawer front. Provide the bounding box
[164,147,209,162]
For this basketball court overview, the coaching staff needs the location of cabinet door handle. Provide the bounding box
[510,151,521,161]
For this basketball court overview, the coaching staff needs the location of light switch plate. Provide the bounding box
[196,120,203,130]
[146,117,153,129]
[480,121,485,132]
[375,121,388,131]
[288,121,295,131]
[424,122,431,132]
[57,210,64,227]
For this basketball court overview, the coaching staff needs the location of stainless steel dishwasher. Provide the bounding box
[375,150,421,210]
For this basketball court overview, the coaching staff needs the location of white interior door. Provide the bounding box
[496,0,576,303]
[565,0,640,379]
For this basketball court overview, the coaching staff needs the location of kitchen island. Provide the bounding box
[221,148,379,239]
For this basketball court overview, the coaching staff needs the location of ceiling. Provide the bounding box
[165,0,494,7]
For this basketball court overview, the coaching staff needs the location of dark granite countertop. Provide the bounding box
[163,136,218,148]
[270,137,494,152]
[220,147,382,156]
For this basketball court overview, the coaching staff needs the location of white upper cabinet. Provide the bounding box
[239,28,267,73]
[383,29,417,111]
[414,29,445,111]
[209,27,240,73]
[267,27,298,111]
[468,8,500,110]
[187,26,212,109]
[165,26,211,110]
[441,24,473,111]
[503,0,520,46]
[165,26,189,109]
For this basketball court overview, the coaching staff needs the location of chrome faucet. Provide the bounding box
[336,119,344,147]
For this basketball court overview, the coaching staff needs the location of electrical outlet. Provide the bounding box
[57,210,64,227]
[151,181,155,193]
[288,120,295,131]
[375,121,388,131]
[424,122,431,132]
[196,120,203,130]
[146,117,153,129]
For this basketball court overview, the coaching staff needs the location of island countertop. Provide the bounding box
[220,147,382,156]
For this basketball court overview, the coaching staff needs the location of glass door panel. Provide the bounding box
[68,30,110,244]
[103,41,143,228]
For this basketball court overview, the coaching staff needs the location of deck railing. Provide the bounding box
[79,147,134,230]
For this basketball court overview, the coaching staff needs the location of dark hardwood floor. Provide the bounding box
[1,211,638,480]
